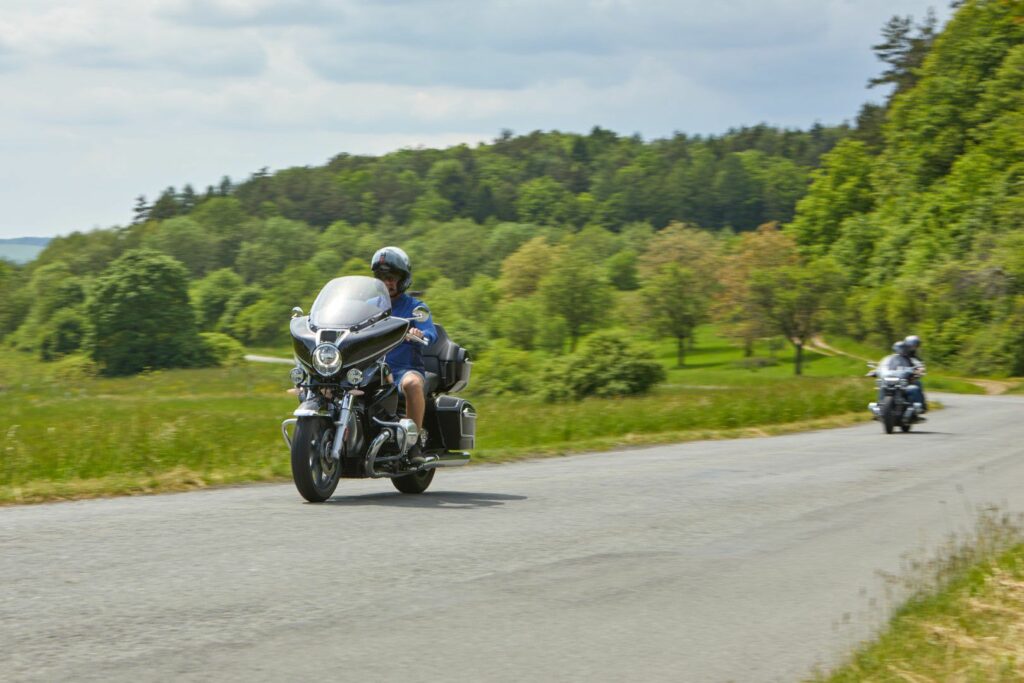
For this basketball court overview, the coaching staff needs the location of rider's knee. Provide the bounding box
[402,372,424,391]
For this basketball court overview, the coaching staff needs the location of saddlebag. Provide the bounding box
[434,395,476,451]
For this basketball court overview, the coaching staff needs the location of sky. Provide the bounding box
[0,0,951,239]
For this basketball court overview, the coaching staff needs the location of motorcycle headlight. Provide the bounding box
[312,343,342,376]
[346,367,364,385]
[289,366,306,385]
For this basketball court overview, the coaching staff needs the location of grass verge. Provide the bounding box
[812,510,1024,682]
[0,329,882,504]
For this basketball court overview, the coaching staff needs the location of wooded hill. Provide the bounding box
[0,0,1020,384]
[791,0,1024,375]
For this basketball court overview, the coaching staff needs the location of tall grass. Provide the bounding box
[814,511,1024,682]
[476,378,866,456]
[0,328,875,502]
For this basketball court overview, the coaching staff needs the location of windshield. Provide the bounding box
[878,354,913,374]
[309,276,391,329]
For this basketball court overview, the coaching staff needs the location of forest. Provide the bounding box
[0,0,1021,391]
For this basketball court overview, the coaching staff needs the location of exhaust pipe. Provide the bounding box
[417,452,471,470]
[364,431,393,478]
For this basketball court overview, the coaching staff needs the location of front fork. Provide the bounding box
[330,393,355,461]
[281,390,354,459]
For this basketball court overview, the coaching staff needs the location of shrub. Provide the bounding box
[538,329,666,402]
[46,354,99,384]
[40,309,89,361]
[197,332,247,367]
[472,341,539,395]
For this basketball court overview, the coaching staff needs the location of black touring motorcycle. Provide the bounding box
[866,354,926,434]
[282,276,474,502]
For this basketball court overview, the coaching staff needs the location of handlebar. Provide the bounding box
[406,333,429,346]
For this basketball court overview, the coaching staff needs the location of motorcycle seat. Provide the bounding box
[421,323,468,395]
[423,370,440,395]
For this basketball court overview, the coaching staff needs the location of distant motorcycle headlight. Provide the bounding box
[312,343,342,376]
[346,367,364,385]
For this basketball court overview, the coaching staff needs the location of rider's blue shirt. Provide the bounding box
[387,293,438,373]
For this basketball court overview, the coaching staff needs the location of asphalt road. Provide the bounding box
[3,393,1024,683]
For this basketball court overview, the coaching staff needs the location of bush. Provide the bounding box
[472,341,539,395]
[538,329,666,402]
[46,354,99,384]
[40,309,89,361]
[86,249,204,375]
[197,332,247,367]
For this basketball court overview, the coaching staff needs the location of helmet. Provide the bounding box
[904,335,921,350]
[892,341,907,355]
[370,246,412,294]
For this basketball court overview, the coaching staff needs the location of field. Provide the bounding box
[0,326,893,503]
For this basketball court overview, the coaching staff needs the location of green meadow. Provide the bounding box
[0,325,895,503]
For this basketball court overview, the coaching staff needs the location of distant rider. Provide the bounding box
[371,246,438,464]
[903,334,927,412]
[876,342,925,411]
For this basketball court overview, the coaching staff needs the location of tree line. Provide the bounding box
[1,0,1019,392]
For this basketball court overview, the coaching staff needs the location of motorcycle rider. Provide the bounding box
[876,341,925,412]
[371,246,438,464]
[903,334,927,412]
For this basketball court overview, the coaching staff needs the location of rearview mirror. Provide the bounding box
[411,306,429,323]
[291,306,303,318]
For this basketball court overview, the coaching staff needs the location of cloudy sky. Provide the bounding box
[0,0,949,239]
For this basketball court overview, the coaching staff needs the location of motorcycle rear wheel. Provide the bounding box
[291,417,341,502]
[391,467,435,494]
[880,396,895,434]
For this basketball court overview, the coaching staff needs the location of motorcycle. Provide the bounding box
[281,275,474,502]
[866,355,926,434]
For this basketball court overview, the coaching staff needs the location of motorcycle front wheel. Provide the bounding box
[880,396,895,434]
[291,417,341,502]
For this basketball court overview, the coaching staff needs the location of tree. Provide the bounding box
[132,195,151,224]
[537,245,611,351]
[639,264,709,367]
[715,223,799,356]
[747,260,842,375]
[191,268,244,330]
[142,216,220,277]
[868,10,938,94]
[516,177,576,225]
[86,250,203,375]
[149,187,180,221]
[788,140,875,255]
[498,236,556,299]
[638,222,722,300]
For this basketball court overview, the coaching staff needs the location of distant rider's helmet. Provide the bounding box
[904,335,921,352]
[370,246,412,294]
[892,341,908,356]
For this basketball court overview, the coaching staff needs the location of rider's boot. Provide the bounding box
[407,443,428,466]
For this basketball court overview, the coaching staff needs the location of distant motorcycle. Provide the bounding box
[866,355,926,434]
[282,276,474,502]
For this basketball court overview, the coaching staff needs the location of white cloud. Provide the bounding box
[0,0,952,237]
